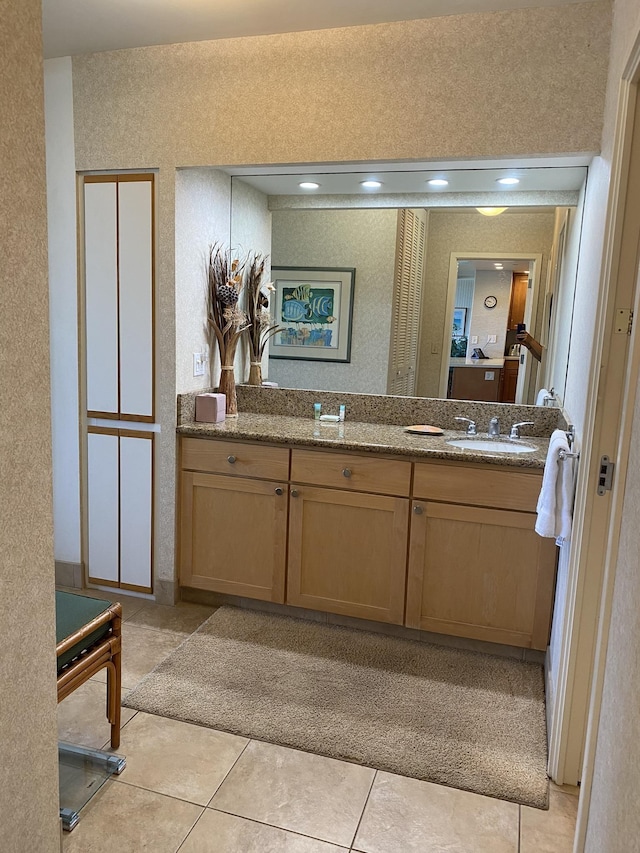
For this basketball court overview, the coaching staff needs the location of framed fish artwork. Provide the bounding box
[269,266,355,362]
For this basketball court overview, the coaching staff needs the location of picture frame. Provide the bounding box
[452,307,467,337]
[269,266,355,362]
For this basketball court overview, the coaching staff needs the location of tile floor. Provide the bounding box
[57,589,579,852]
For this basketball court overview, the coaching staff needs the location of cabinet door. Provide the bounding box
[406,502,556,649]
[87,430,120,584]
[287,486,409,624]
[84,180,119,415]
[119,432,153,591]
[180,472,287,602]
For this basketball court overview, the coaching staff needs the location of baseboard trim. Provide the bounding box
[55,561,84,589]
[179,587,545,663]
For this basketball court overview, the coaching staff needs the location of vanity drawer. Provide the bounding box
[413,462,542,512]
[291,448,411,496]
[181,437,289,481]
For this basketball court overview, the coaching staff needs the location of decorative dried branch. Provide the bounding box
[205,243,250,385]
[243,251,279,362]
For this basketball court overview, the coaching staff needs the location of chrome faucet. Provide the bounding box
[509,421,535,439]
[454,416,477,436]
[488,417,500,437]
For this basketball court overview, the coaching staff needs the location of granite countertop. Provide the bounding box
[178,413,550,469]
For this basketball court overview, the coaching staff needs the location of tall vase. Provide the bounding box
[248,360,263,386]
[218,364,238,416]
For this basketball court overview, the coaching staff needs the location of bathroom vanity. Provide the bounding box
[177,409,557,651]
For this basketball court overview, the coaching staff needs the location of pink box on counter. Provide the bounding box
[195,393,226,423]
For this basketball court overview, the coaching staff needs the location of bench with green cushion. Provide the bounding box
[55,591,123,749]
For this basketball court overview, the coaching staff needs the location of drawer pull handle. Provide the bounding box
[275,487,284,495]
[413,504,424,515]
[342,468,352,478]
[291,489,299,497]
[227,455,236,464]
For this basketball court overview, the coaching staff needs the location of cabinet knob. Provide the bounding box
[291,489,299,497]
[227,455,236,464]
[342,468,352,478]
[413,504,424,515]
[274,487,283,495]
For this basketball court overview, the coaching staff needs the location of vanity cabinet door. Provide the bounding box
[287,485,409,624]
[406,501,556,649]
[180,472,287,602]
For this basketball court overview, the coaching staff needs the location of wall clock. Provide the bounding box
[484,295,498,309]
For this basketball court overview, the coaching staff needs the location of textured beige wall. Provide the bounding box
[417,211,556,397]
[270,208,398,394]
[0,1,60,849]
[71,3,610,168]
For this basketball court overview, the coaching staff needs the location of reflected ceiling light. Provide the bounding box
[494,263,504,268]
[476,207,508,216]
[497,177,520,185]
[299,181,320,189]
[428,178,449,186]
[361,180,382,188]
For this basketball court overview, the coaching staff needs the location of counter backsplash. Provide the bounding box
[177,385,566,437]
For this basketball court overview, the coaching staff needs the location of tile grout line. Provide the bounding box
[204,805,351,849]
[205,738,253,808]
[113,776,209,809]
[348,769,378,852]
[173,806,208,853]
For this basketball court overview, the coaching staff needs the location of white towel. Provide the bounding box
[535,429,574,544]
[536,388,550,406]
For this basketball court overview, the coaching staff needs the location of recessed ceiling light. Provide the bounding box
[476,207,508,217]
[497,177,520,185]
[494,263,504,268]
[361,180,383,188]
[428,178,449,187]
[299,181,320,189]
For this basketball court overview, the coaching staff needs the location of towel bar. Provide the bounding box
[559,449,580,460]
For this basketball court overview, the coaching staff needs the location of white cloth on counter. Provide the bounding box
[536,388,551,406]
[535,429,574,545]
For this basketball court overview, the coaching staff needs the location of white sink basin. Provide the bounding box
[446,438,538,454]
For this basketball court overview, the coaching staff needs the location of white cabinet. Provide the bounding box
[83,175,154,420]
[87,428,154,593]
[83,173,155,592]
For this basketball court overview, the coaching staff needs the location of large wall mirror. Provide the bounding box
[226,162,587,407]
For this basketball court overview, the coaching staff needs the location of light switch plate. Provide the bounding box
[193,352,206,377]
[484,371,495,381]
[471,336,478,344]
[488,334,497,343]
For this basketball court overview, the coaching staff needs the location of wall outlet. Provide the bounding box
[193,352,206,377]
[487,334,497,344]
[431,342,439,354]
[471,336,478,344]
[484,371,495,381]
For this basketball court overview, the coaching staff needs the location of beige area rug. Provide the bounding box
[123,606,549,808]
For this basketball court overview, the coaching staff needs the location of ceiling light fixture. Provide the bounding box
[494,263,504,268]
[497,177,520,185]
[428,178,449,187]
[360,180,382,188]
[299,181,320,190]
[476,207,508,217]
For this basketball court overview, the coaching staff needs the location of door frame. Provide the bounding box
[439,251,542,400]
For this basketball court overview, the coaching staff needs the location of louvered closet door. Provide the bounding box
[387,208,426,395]
[84,175,154,421]
[83,174,155,592]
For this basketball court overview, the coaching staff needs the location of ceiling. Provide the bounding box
[232,166,587,197]
[42,0,589,59]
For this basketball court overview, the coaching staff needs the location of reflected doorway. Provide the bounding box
[440,253,542,403]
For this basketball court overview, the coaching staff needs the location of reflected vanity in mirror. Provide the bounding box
[225,163,588,408]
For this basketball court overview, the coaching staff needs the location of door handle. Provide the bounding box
[275,487,284,495]
[291,489,299,497]
[413,504,424,515]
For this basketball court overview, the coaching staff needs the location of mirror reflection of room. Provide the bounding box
[225,166,586,408]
